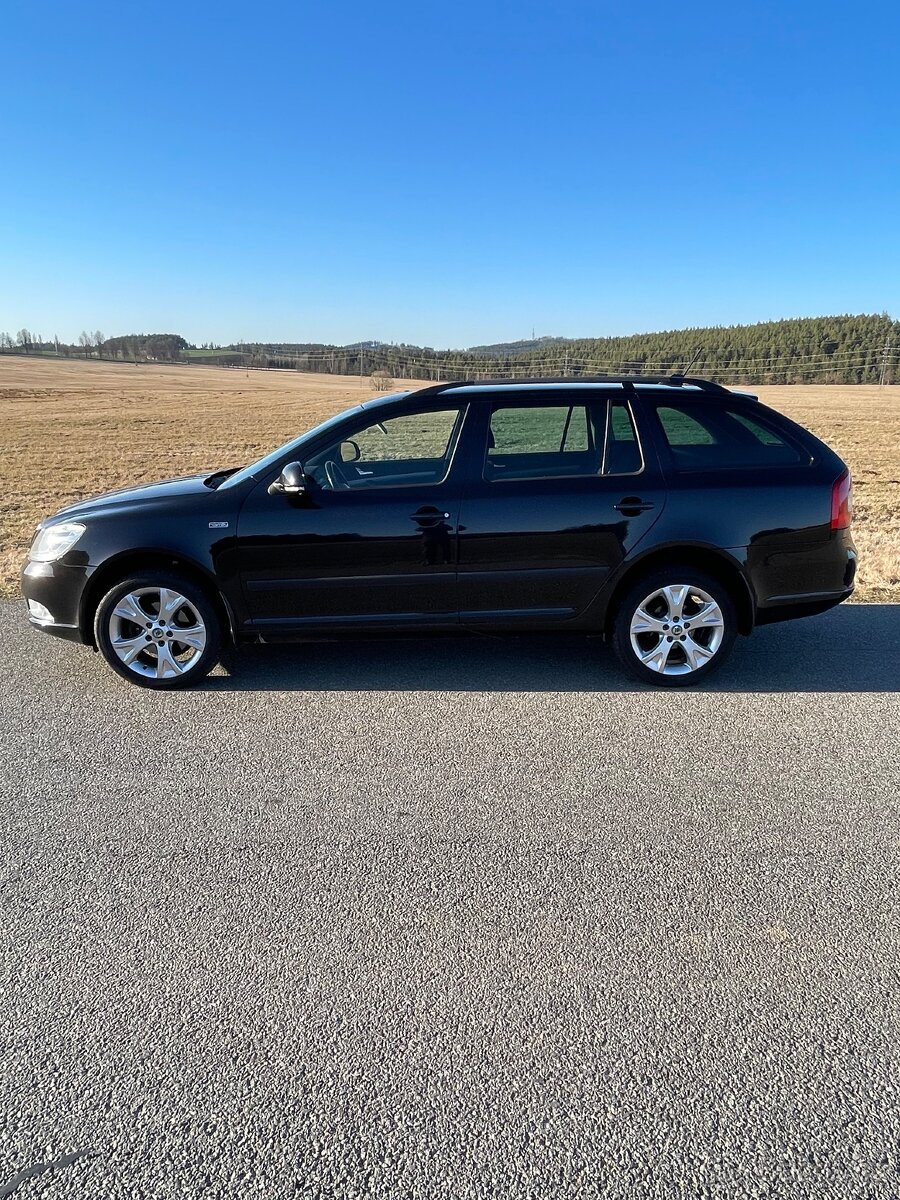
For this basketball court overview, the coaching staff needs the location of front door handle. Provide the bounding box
[613,496,655,514]
[412,506,450,526]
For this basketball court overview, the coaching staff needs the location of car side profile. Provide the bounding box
[22,375,857,689]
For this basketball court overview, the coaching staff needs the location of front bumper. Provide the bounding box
[21,558,93,643]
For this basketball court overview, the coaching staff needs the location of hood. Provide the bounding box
[49,473,216,522]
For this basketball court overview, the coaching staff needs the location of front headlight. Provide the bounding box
[30,521,86,562]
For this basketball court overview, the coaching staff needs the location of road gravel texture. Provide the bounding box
[1,600,899,1199]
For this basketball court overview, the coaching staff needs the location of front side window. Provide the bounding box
[484,404,601,480]
[306,407,464,490]
[655,403,804,470]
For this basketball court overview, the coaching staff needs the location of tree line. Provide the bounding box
[0,330,188,362]
[1,315,897,383]
[189,315,900,384]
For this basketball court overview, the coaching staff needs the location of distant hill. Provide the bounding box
[466,336,572,356]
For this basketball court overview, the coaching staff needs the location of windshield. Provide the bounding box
[219,405,365,489]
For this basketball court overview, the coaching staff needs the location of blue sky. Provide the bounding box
[2,1,898,349]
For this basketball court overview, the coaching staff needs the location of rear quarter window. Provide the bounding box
[655,403,805,470]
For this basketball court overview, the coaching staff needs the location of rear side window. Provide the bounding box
[488,405,590,455]
[484,404,601,480]
[655,403,804,470]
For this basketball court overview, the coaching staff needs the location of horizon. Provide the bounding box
[4,1,900,346]
[3,310,896,356]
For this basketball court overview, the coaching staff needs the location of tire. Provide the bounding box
[612,566,737,687]
[93,570,222,690]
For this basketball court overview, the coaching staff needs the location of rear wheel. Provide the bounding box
[94,571,221,689]
[612,567,737,687]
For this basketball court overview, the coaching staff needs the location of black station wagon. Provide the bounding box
[22,375,856,689]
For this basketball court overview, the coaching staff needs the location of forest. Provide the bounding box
[192,315,900,384]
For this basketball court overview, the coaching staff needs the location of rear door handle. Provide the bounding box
[613,496,655,514]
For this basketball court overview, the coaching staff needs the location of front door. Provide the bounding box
[456,393,666,624]
[236,403,468,631]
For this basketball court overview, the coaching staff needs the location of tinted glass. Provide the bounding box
[656,404,803,469]
[484,405,600,480]
[604,403,643,474]
[352,411,460,462]
[306,407,464,489]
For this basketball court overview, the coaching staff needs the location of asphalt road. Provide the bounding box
[1,598,899,1199]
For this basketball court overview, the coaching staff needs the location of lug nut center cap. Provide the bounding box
[671,624,683,636]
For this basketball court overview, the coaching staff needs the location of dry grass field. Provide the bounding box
[2,355,898,602]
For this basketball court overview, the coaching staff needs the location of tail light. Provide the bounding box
[830,469,853,530]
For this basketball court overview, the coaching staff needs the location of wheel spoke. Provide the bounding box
[631,606,668,636]
[171,623,206,651]
[113,593,148,627]
[640,638,675,672]
[682,635,713,671]
[662,584,689,621]
[154,642,184,679]
[688,601,723,630]
[111,634,147,665]
[158,588,186,623]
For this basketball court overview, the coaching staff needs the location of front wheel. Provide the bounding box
[94,571,222,689]
[612,568,737,687]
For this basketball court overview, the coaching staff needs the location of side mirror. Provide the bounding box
[268,461,308,496]
[339,439,361,463]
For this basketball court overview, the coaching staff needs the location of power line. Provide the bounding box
[247,342,898,372]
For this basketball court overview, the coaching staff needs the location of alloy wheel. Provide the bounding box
[107,586,208,680]
[629,583,725,676]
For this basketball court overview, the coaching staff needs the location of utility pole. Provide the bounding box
[564,349,569,377]
[880,340,893,386]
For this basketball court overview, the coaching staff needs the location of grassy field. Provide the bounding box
[2,355,898,601]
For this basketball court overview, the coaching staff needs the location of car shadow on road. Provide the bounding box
[202,604,900,695]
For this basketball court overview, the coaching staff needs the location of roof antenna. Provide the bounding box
[671,347,701,384]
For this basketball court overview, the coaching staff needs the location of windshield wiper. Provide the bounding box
[203,468,239,489]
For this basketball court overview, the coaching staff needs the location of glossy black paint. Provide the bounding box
[453,395,668,622]
[21,381,857,649]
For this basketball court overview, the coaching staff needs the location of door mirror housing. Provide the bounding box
[268,461,308,496]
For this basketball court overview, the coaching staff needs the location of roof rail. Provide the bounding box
[668,375,733,395]
[410,374,736,398]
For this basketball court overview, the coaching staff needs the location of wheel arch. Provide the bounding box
[80,550,237,646]
[601,543,755,638]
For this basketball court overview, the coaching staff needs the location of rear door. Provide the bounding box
[456,390,666,625]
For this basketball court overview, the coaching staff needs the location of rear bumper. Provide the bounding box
[751,529,857,625]
[20,559,93,643]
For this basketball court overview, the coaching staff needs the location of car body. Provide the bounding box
[22,375,857,687]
